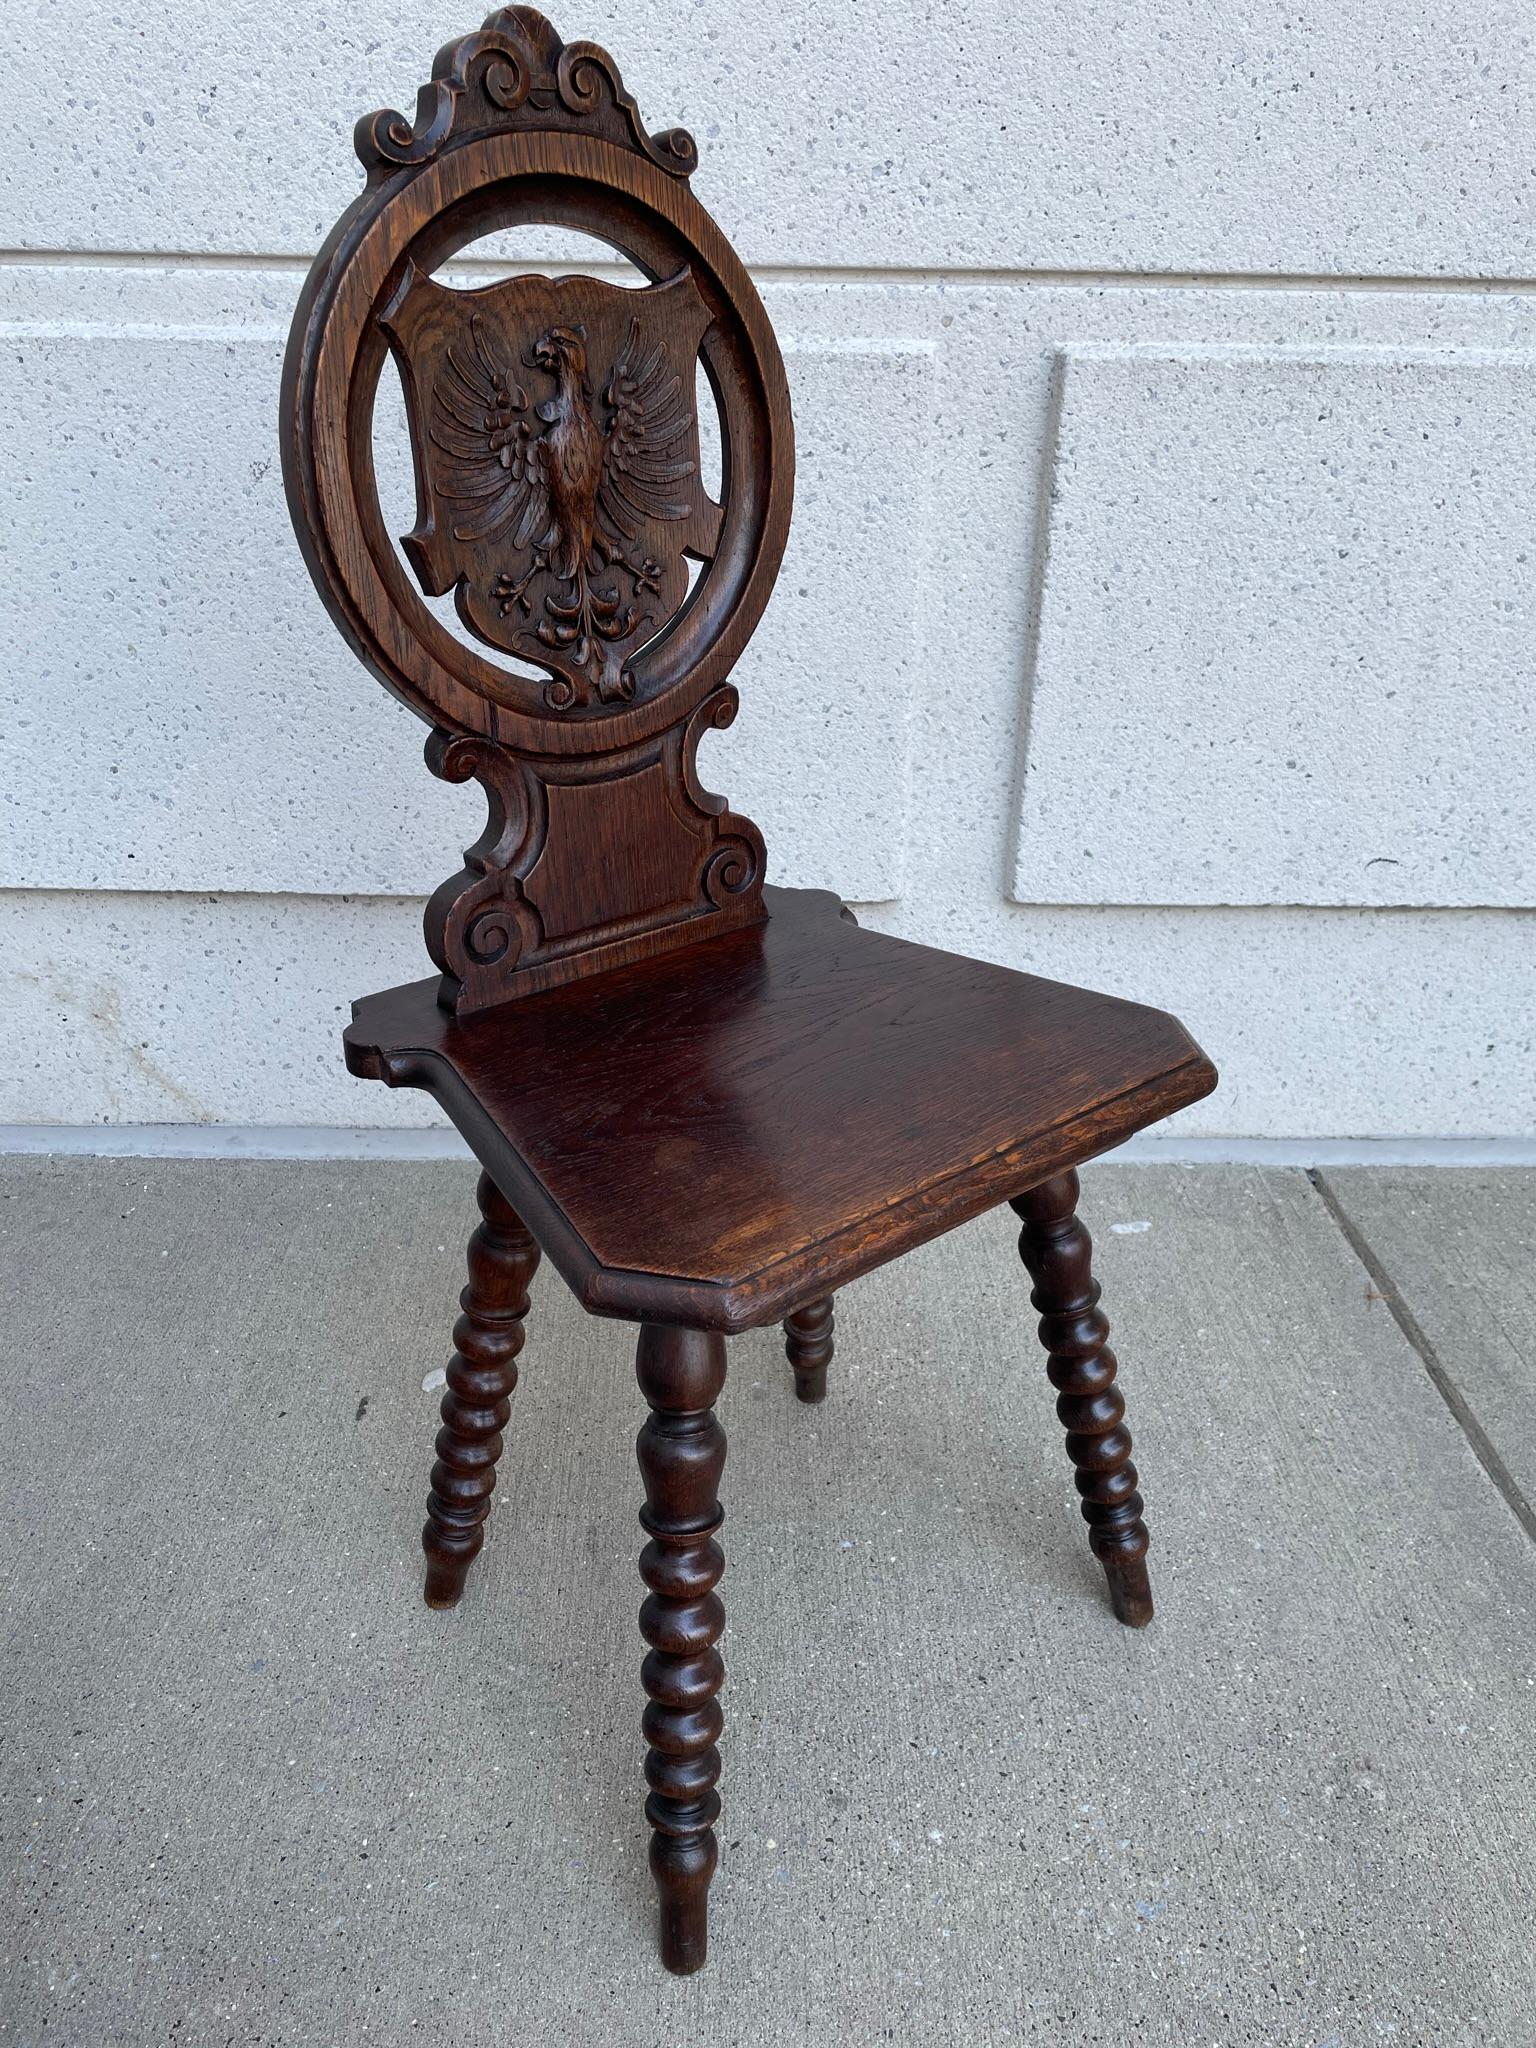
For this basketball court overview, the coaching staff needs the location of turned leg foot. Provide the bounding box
[783,1294,834,1402]
[1009,1171,1153,1627]
[422,1170,540,1609]
[635,1323,727,1973]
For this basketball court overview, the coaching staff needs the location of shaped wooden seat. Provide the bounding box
[346,884,1213,1328]
[281,4,1216,1976]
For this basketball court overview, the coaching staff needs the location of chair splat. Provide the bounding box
[281,4,793,1013]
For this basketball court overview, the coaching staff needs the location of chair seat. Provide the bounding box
[345,886,1215,1330]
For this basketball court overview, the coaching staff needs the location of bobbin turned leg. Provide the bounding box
[635,1323,727,1974]
[783,1294,835,1402]
[422,1170,540,1609]
[1009,1171,1153,1627]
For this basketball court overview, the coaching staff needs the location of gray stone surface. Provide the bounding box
[1012,348,1536,908]
[0,280,928,904]
[2,1159,1533,2045]
[7,0,1533,278]
[1322,1167,1536,1521]
[8,892,1536,1140]
[7,258,1536,1141]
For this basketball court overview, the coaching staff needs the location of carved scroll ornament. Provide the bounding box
[283,8,794,1012]
[356,5,698,180]
[423,687,764,1012]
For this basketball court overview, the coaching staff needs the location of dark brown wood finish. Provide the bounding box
[419,698,765,1015]
[280,3,1219,1976]
[279,5,791,1015]
[1010,1172,1153,1627]
[381,264,721,706]
[783,1295,834,1403]
[345,886,1215,1330]
[634,1323,727,1972]
[424,1170,541,1606]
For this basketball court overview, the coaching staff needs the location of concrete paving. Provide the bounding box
[1,1159,1533,2047]
[1318,1169,1536,1533]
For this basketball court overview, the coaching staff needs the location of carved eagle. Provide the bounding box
[383,266,721,710]
[437,315,694,571]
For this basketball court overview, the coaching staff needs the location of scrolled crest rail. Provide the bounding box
[356,6,699,179]
[282,6,793,1012]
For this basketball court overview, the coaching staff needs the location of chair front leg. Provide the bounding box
[422,1169,539,1609]
[635,1322,727,1974]
[1009,1171,1153,1627]
[783,1293,835,1402]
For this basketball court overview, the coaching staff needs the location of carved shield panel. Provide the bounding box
[380,265,721,711]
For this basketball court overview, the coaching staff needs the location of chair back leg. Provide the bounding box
[1010,1173,1154,1627]
[423,1171,539,1609]
[783,1294,835,1402]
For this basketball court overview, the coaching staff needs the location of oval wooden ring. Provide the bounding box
[283,130,793,756]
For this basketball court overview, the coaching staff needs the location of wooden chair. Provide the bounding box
[280,6,1217,1974]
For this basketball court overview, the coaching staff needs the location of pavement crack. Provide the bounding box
[1308,1167,1536,1547]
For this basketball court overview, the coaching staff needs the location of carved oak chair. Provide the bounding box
[281,6,1217,1975]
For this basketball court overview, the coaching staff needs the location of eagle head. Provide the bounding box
[530,325,589,379]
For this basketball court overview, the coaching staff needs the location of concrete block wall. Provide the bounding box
[3,1,1532,1138]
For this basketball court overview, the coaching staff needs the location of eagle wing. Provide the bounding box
[596,316,699,549]
[427,314,554,554]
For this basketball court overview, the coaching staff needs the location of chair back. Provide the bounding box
[282,7,794,1011]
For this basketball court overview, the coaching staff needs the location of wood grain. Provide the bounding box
[281,2,1221,1977]
[280,5,792,1012]
[347,885,1217,1330]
